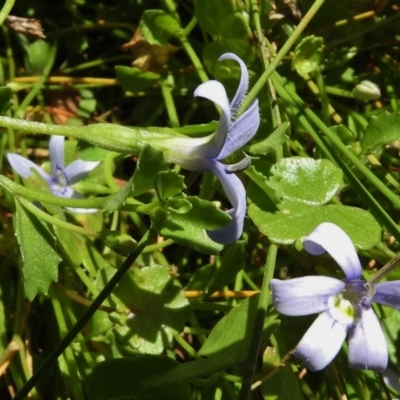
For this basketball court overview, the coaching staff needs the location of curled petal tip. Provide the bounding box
[303,222,362,281]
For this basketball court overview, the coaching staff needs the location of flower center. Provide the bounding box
[329,280,375,325]
[51,168,68,194]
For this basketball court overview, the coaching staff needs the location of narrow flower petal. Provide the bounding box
[218,53,248,111]
[64,160,100,185]
[294,311,348,371]
[197,159,246,245]
[7,153,51,181]
[303,222,362,281]
[194,80,230,158]
[373,281,400,309]
[49,135,65,177]
[217,99,260,160]
[271,276,344,316]
[348,308,387,371]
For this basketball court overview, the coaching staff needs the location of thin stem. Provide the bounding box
[238,0,326,117]
[16,196,99,237]
[238,244,278,400]
[13,230,154,399]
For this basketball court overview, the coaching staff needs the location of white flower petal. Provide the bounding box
[303,222,362,281]
[348,307,387,371]
[194,80,230,158]
[271,276,344,316]
[63,160,100,185]
[294,311,348,371]
[49,135,65,177]
[7,153,51,181]
[218,53,249,111]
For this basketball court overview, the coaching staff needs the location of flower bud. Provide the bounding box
[353,80,381,100]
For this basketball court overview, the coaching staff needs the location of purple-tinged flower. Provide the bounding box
[271,222,400,372]
[163,53,260,245]
[7,135,100,213]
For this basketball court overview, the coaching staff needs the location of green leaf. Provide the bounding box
[164,197,193,214]
[360,111,400,154]
[204,240,247,297]
[194,0,247,38]
[140,10,181,45]
[151,196,230,254]
[292,35,324,75]
[115,66,160,93]
[249,202,381,249]
[155,170,186,201]
[199,294,278,359]
[99,230,137,256]
[132,145,170,197]
[15,201,61,300]
[26,39,52,74]
[0,87,13,115]
[102,174,134,213]
[139,296,279,389]
[261,366,304,400]
[110,265,190,354]
[245,122,290,156]
[268,157,343,205]
[85,356,191,399]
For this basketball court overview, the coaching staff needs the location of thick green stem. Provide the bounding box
[0,0,15,26]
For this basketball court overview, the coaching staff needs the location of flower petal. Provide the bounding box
[194,80,230,159]
[373,281,400,309]
[63,160,100,185]
[294,311,348,371]
[7,153,51,181]
[218,53,248,111]
[271,276,344,316]
[195,159,246,245]
[303,222,362,281]
[217,99,260,160]
[348,307,387,371]
[49,135,65,177]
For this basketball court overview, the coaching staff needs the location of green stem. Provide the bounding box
[161,76,180,128]
[0,0,15,26]
[238,244,277,400]
[17,44,57,114]
[0,175,106,208]
[16,196,99,237]
[13,229,154,400]
[272,71,400,211]
[238,0,325,116]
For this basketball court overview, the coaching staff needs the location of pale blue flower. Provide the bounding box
[162,53,260,244]
[7,135,100,213]
[271,222,400,372]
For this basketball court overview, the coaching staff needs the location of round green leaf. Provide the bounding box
[268,157,343,205]
[292,35,324,75]
[249,201,381,249]
[140,10,181,45]
[360,111,400,155]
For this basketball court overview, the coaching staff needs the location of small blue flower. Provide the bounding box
[7,135,100,213]
[162,53,260,244]
[271,222,400,372]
